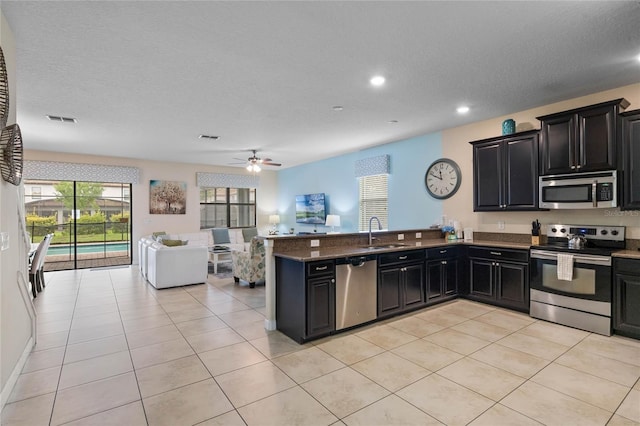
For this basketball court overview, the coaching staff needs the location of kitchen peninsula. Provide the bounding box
[263,229,532,343]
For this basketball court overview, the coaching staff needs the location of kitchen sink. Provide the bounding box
[361,243,408,250]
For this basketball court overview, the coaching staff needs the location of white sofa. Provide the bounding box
[139,231,212,288]
[146,242,208,289]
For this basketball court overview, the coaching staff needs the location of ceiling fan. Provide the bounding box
[231,149,281,172]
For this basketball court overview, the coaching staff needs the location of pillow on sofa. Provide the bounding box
[242,227,258,242]
[212,228,231,244]
[161,239,186,247]
[152,231,167,241]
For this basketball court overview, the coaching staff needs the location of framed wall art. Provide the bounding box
[149,180,187,214]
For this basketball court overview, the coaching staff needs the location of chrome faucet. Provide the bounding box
[368,216,382,246]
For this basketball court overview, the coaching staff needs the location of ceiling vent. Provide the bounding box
[46,115,77,123]
[198,134,219,140]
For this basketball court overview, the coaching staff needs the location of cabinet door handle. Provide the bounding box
[315,266,328,271]
[331,279,335,283]
[398,256,408,260]
[577,164,582,169]
[571,165,576,169]
[439,250,447,254]
[442,260,447,265]
[490,251,502,256]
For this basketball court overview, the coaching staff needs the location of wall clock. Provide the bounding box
[424,158,461,199]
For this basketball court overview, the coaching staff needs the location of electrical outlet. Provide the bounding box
[416,232,422,239]
[398,234,404,240]
[498,221,505,230]
[310,239,320,247]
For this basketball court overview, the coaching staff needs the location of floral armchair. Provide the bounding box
[231,237,265,288]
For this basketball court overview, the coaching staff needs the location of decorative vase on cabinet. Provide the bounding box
[502,119,516,135]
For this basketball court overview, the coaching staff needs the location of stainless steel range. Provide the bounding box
[530,224,625,335]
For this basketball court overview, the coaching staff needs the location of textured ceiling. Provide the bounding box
[3,1,640,170]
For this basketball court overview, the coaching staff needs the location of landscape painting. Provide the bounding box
[149,180,187,214]
[295,193,326,224]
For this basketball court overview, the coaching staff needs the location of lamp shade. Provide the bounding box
[325,215,341,227]
[269,214,280,224]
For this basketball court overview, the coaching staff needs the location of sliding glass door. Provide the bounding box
[24,179,132,270]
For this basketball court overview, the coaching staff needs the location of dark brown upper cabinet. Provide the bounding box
[470,130,540,211]
[537,99,629,175]
[620,109,640,210]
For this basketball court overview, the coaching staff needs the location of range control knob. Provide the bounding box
[560,228,566,234]
[551,227,557,233]
[601,230,608,235]
[611,230,619,236]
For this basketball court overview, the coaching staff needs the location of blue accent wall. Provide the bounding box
[276,132,443,233]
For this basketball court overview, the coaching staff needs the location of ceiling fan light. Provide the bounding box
[246,163,261,173]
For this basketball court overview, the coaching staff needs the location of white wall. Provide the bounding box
[24,150,279,263]
[1,9,35,405]
[442,83,640,239]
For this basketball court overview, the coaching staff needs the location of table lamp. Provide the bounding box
[269,214,280,235]
[325,214,341,234]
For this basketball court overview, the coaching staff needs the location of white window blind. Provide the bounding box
[358,174,388,231]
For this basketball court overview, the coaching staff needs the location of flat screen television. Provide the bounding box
[295,193,327,224]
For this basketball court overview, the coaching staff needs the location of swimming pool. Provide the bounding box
[47,242,130,255]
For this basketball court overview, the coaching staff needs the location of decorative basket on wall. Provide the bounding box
[0,46,8,130]
[0,123,23,185]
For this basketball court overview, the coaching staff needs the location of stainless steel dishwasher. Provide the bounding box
[335,255,377,330]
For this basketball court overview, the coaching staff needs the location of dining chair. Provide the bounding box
[28,233,52,297]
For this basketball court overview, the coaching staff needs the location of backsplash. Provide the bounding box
[268,228,443,253]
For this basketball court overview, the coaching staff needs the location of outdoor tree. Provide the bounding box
[54,182,104,213]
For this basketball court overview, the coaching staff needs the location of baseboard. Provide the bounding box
[0,336,34,410]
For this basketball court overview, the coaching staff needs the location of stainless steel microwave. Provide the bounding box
[539,170,617,209]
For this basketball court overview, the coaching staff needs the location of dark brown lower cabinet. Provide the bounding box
[378,250,425,318]
[276,257,335,343]
[614,258,640,339]
[426,246,459,304]
[467,246,529,312]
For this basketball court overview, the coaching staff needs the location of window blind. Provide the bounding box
[359,174,388,231]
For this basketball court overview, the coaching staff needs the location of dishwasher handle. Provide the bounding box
[336,255,376,267]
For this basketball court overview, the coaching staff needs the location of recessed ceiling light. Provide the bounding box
[198,134,219,140]
[46,115,77,123]
[456,106,470,114]
[370,75,386,87]
[388,120,399,124]
[332,106,344,111]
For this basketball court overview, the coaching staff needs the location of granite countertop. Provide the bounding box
[274,239,532,262]
[612,250,640,259]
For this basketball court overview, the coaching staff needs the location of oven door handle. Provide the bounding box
[592,180,598,208]
[530,249,611,266]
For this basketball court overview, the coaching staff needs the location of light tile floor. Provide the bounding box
[3,267,640,426]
